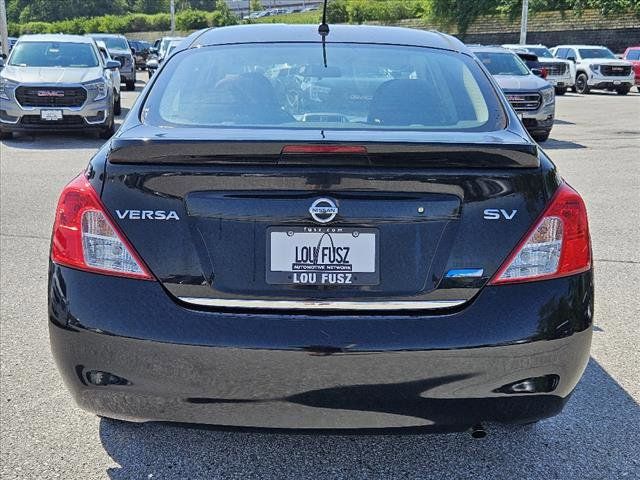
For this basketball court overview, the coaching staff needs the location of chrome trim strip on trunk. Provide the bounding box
[178,297,467,311]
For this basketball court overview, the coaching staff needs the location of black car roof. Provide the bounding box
[189,24,467,53]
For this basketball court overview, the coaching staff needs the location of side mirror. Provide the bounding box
[567,56,576,63]
[106,60,121,70]
[150,47,158,55]
[0,58,5,68]
[130,48,136,55]
[146,58,159,69]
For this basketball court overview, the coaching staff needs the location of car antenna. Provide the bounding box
[318,0,329,68]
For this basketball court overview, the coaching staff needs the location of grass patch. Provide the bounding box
[251,11,322,24]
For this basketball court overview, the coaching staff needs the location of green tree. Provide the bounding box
[250,0,263,12]
[428,0,640,33]
[8,0,129,23]
[176,9,209,29]
[186,0,218,10]
[132,0,170,14]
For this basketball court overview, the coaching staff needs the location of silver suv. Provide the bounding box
[0,34,120,139]
[470,45,555,142]
[551,44,634,95]
[502,44,575,95]
[87,34,136,91]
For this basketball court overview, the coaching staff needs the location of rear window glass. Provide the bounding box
[143,43,505,132]
[91,36,129,51]
[527,47,553,58]
[473,51,530,76]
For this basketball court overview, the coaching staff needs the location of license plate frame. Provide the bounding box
[40,109,63,121]
[266,226,380,286]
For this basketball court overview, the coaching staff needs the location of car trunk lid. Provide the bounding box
[100,126,551,311]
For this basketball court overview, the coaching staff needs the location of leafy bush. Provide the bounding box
[127,14,152,32]
[18,21,52,34]
[208,11,224,27]
[176,10,208,30]
[8,8,234,37]
[145,13,171,31]
[347,0,376,24]
[326,0,349,23]
[212,2,239,26]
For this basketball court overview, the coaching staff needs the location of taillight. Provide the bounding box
[490,183,591,285]
[51,173,153,280]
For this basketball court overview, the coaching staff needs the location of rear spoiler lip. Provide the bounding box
[108,130,540,169]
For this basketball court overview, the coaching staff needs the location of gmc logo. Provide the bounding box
[37,90,65,97]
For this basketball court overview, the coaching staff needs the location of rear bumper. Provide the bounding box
[118,64,136,82]
[49,264,593,431]
[546,73,574,88]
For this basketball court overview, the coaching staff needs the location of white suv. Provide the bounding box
[502,44,574,95]
[550,45,634,95]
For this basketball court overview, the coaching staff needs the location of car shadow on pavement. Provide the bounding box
[0,132,107,150]
[99,358,639,480]
[117,107,131,118]
[542,138,587,150]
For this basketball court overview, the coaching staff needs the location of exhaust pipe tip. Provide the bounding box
[470,424,487,439]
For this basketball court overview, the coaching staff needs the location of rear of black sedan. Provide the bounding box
[48,25,593,432]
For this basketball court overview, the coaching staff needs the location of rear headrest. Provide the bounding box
[368,79,440,126]
[214,72,279,106]
[212,72,292,124]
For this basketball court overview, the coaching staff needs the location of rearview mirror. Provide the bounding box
[299,65,342,78]
[106,60,121,70]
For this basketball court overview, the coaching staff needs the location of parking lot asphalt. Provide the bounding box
[1,82,639,479]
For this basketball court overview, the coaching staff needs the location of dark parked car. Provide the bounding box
[128,39,151,70]
[49,25,593,434]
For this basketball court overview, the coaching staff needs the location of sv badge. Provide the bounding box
[484,209,517,220]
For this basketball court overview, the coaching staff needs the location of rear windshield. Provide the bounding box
[9,41,98,68]
[143,43,505,132]
[474,51,530,76]
[527,47,553,58]
[92,36,129,51]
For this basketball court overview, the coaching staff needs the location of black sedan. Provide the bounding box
[48,24,593,434]
[127,39,151,70]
